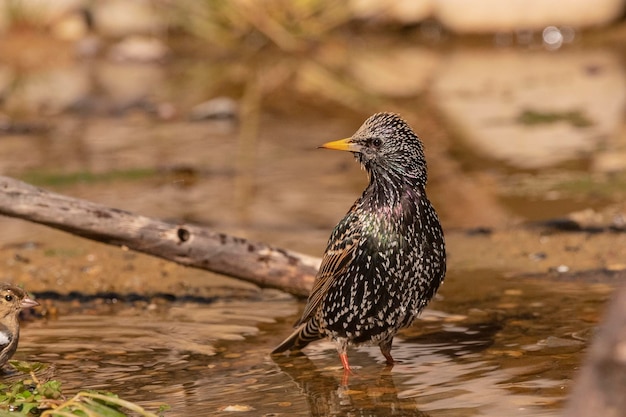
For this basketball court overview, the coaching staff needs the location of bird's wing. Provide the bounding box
[0,323,12,350]
[294,221,361,327]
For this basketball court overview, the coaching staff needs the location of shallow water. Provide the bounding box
[17,269,610,416]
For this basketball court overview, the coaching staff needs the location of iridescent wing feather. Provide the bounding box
[294,214,361,327]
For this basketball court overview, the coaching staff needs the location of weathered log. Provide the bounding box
[0,175,319,297]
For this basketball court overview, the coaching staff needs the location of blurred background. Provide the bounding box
[1,0,625,247]
[0,2,625,415]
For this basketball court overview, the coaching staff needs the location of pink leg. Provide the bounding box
[339,353,353,385]
[339,352,351,371]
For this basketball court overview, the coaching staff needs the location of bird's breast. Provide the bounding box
[319,185,446,340]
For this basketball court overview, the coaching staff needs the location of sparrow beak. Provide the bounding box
[21,297,39,309]
[319,138,356,152]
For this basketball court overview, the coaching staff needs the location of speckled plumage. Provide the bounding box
[272,113,446,370]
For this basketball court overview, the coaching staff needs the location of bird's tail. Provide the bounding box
[271,319,323,354]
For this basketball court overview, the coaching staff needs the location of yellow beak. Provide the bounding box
[319,138,354,152]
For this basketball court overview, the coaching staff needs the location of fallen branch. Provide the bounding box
[0,176,319,297]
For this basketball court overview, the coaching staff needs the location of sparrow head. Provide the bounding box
[0,284,39,319]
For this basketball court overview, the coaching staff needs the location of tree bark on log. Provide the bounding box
[0,176,319,297]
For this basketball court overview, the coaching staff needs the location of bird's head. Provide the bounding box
[320,113,428,185]
[0,284,39,318]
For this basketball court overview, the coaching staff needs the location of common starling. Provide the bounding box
[272,113,446,370]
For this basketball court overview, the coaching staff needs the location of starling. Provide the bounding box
[272,113,446,370]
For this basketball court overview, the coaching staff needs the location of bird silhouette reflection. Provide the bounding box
[272,353,431,417]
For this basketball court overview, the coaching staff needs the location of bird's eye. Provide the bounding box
[371,138,383,147]
[4,295,12,302]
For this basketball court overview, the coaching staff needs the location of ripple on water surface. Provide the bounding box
[16,271,611,416]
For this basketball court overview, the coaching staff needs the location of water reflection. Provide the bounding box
[274,353,430,416]
[271,321,564,417]
[271,320,498,416]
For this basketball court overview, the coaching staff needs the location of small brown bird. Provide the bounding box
[272,113,446,371]
[0,283,39,367]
